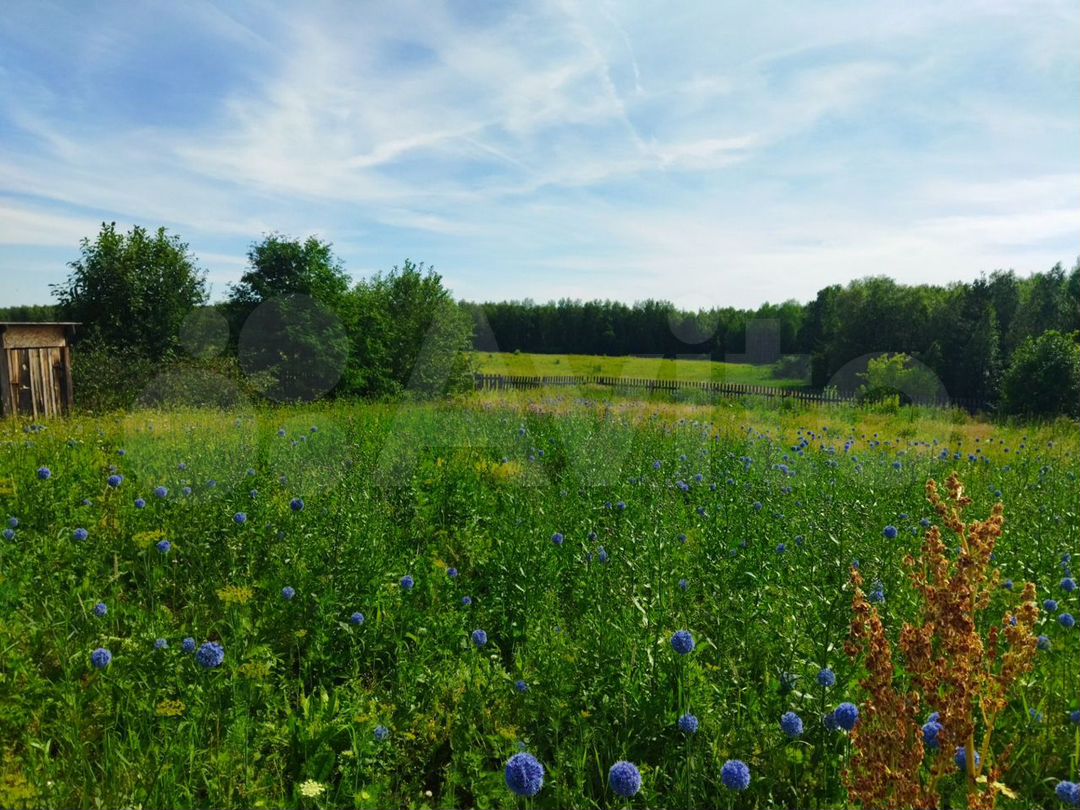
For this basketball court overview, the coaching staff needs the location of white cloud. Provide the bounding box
[0,0,1076,306]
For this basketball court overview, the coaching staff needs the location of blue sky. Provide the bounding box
[1,0,1076,309]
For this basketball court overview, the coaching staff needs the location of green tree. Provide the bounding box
[226,233,351,325]
[1000,331,1080,418]
[345,260,474,398]
[52,222,208,357]
[857,353,945,404]
[227,234,352,401]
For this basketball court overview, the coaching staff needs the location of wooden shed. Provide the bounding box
[0,323,78,418]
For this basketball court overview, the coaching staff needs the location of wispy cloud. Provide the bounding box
[0,0,1076,306]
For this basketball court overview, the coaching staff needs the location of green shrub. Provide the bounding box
[1000,331,1080,418]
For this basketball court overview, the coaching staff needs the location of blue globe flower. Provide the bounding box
[1063,578,1077,593]
[447,567,458,578]
[471,629,488,648]
[107,474,123,488]
[134,498,146,509]
[374,725,389,741]
[2,529,13,541]
[671,630,695,655]
[505,752,544,797]
[400,575,415,591]
[954,746,980,771]
[182,637,196,654]
[182,487,192,497]
[1071,710,1080,726]
[1056,781,1080,807]
[37,467,52,480]
[290,498,304,512]
[1003,579,1014,591]
[721,759,751,791]
[195,641,225,668]
[1044,599,1059,612]
[597,547,609,563]
[1038,635,1052,651]
[776,543,787,554]
[156,539,171,554]
[883,525,898,539]
[552,532,564,546]
[93,602,107,617]
[154,638,168,650]
[73,528,89,542]
[817,668,836,688]
[350,612,365,626]
[461,596,472,607]
[233,512,247,525]
[678,578,689,591]
[922,713,943,749]
[281,586,296,600]
[91,647,112,669]
[780,711,804,739]
[834,702,859,731]
[678,713,699,734]
[1060,613,1075,629]
[7,517,17,528]
[608,761,641,798]
[154,486,168,499]
[515,679,528,693]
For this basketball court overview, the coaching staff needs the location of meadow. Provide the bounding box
[0,393,1077,809]
[472,352,809,388]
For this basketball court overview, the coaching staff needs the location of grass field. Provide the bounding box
[472,352,809,388]
[0,395,1077,808]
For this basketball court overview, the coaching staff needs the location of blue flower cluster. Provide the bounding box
[91,647,112,669]
[505,752,544,797]
[678,713,699,734]
[780,711,803,739]
[670,630,695,655]
[922,712,942,749]
[195,641,225,669]
[721,759,751,791]
[1057,781,1080,806]
[608,761,641,798]
[834,702,859,731]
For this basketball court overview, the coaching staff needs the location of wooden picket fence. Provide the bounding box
[472,373,981,410]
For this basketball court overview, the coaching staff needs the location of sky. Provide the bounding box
[0,0,1077,310]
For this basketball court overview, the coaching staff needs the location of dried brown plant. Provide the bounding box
[844,473,1039,809]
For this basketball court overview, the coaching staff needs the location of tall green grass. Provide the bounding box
[0,399,1076,808]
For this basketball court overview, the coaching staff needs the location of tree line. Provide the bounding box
[1,222,1077,416]
[465,265,1080,414]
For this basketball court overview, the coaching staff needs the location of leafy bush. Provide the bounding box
[1000,330,1080,418]
[857,353,945,405]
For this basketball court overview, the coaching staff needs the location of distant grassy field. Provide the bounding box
[472,352,808,388]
